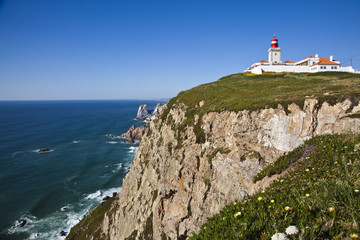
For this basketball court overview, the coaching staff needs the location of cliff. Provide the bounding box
[67,72,360,240]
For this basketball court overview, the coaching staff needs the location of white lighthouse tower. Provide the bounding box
[268,35,281,64]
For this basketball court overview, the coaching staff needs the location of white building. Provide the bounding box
[245,36,359,74]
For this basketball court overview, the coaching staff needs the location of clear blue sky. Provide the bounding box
[0,0,359,100]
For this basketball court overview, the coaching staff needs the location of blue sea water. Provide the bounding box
[0,100,161,240]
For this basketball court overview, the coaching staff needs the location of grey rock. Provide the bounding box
[136,104,152,120]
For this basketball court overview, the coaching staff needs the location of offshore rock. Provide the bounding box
[67,99,360,240]
[135,104,152,120]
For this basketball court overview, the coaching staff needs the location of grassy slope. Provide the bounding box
[191,134,360,239]
[66,197,117,240]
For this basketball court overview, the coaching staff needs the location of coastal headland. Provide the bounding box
[67,72,360,239]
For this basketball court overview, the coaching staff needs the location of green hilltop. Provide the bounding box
[163,72,360,118]
[160,71,360,143]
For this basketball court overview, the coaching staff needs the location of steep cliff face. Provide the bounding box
[96,98,360,240]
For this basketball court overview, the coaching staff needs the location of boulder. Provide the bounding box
[18,219,27,227]
[59,230,67,236]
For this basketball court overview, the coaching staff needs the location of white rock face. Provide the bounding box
[150,103,166,120]
[136,103,167,121]
[135,104,152,120]
[80,99,360,240]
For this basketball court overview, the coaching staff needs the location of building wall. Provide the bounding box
[316,65,340,72]
[268,48,281,64]
[250,65,358,74]
[252,65,310,74]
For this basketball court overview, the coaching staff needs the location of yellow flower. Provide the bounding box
[350,233,358,238]
[261,190,265,194]
[285,206,290,211]
[271,200,275,203]
[305,194,310,197]
[268,206,272,209]
[234,212,241,218]
[329,207,335,212]
[280,179,284,183]
[355,189,359,193]
[306,169,310,172]
[334,161,338,164]
[258,197,262,201]
[233,202,237,205]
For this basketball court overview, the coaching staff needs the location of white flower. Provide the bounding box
[285,225,299,235]
[271,233,289,240]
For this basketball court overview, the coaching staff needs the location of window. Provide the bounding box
[324,66,326,69]
[275,53,277,55]
[335,66,337,69]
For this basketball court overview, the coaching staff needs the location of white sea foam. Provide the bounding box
[128,146,139,153]
[106,141,118,144]
[113,163,123,173]
[8,213,37,234]
[7,187,122,239]
[72,140,81,144]
[60,206,70,211]
[84,187,121,203]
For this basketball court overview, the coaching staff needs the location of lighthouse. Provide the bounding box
[268,35,282,64]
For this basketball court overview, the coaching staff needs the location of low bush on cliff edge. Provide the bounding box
[190,134,360,240]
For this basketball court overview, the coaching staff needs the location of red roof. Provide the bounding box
[285,60,294,63]
[259,60,268,63]
[304,56,315,60]
[311,58,340,66]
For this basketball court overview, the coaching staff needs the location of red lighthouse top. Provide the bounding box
[271,35,278,48]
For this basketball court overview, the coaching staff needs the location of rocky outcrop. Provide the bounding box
[136,104,152,120]
[136,103,167,121]
[69,99,360,240]
[120,124,149,143]
[151,103,166,120]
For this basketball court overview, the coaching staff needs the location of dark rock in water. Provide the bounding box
[112,192,117,197]
[103,196,111,201]
[120,124,149,143]
[59,230,67,236]
[39,147,51,153]
[61,206,69,211]
[18,219,27,227]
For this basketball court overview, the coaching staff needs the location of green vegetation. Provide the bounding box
[66,197,117,240]
[190,134,360,239]
[253,143,316,182]
[161,72,360,139]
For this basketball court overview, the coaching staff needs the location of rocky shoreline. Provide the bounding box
[120,103,166,143]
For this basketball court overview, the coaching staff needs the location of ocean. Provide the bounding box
[0,100,161,240]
